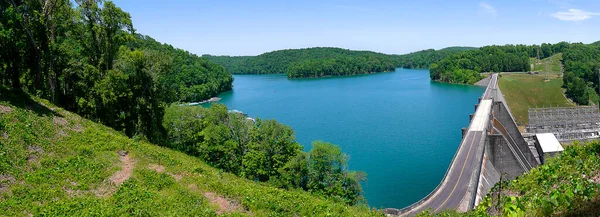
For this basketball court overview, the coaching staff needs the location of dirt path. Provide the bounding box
[94,151,135,197]
[0,105,13,114]
[204,192,245,215]
[110,151,134,185]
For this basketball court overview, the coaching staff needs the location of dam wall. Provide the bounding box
[474,152,500,206]
[486,134,525,180]
[493,101,539,169]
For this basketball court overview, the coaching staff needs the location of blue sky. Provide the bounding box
[113,0,600,56]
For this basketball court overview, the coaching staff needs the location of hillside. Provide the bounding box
[396,46,477,69]
[498,73,572,125]
[529,53,563,74]
[3,85,600,217]
[203,47,396,75]
[203,47,476,78]
[128,34,233,103]
[430,42,600,106]
[0,89,381,216]
[0,0,233,144]
[562,43,600,105]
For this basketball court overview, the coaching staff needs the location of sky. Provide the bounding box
[112,0,600,56]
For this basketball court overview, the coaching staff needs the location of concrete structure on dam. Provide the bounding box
[385,74,539,216]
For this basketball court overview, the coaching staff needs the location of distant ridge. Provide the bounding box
[203,46,477,78]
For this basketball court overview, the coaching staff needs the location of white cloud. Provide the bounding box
[479,2,498,17]
[551,9,600,21]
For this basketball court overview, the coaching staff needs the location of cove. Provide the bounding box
[216,68,485,209]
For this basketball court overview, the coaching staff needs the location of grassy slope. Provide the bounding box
[498,74,572,125]
[0,90,380,216]
[529,53,563,74]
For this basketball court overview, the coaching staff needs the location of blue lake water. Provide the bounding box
[216,68,485,208]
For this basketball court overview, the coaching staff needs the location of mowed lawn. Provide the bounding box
[499,74,573,125]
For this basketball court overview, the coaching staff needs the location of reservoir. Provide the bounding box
[216,68,485,209]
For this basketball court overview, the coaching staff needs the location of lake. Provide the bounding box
[216,68,485,209]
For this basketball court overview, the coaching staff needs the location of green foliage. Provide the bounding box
[562,43,600,105]
[162,104,206,155]
[430,45,536,83]
[0,90,381,216]
[204,47,392,75]
[305,141,367,205]
[432,42,599,104]
[565,76,589,105]
[0,0,233,144]
[129,34,233,102]
[277,152,309,190]
[287,56,395,78]
[243,119,301,182]
[474,141,600,216]
[397,47,477,69]
[163,104,366,205]
[204,47,474,78]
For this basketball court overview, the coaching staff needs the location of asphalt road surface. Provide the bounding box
[400,74,497,215]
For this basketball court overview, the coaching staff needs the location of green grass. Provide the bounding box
[0,89,381,216]
[529,53,563,74]
[498,74,572,125]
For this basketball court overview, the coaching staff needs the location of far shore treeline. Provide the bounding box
[206,42,600,105]
[203,47,475,78]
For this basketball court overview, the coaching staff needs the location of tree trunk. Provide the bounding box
[7,0,44,92]
[47,17,57,103]
[10,53,21,90]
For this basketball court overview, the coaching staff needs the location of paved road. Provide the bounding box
[396,74,498,215]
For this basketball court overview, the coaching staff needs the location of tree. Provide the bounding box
[566,77,589,105]
[278,152,309,189]
[243,118,301,182]
[306,141,366,205]
[1,0,233,144]
[163,104,205,155]
[161,104,367,204]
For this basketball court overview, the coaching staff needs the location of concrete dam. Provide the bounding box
[385,74,539,216]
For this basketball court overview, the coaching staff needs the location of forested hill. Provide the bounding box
[0,0,232,143]
[203,46,476,78]
[396,46,476,69]
[203,47,396,75]
[562,43,600,105]
[430,43,571,84]
[431,42,600,106]
[129,34,233,102]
